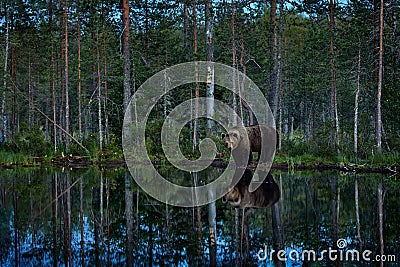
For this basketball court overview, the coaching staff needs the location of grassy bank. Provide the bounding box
[1,148,399,175]
[0,151,45,167]
[273,152,399,174]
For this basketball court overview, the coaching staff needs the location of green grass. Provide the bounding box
[0,151,32,165]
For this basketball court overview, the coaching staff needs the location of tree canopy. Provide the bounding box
[0,0,399,160]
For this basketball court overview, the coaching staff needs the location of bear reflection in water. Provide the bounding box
[222,169,280,209]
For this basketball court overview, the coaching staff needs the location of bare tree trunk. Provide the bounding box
[102,3,109,144]
[97,39,103,151]
[329,0,340,149]
[59,31,65,144]
[231,0,237,126]
[1,3,9,143]
[354,48,361,155]
[192,0,199,153]
[206,0,214,132]
[77,0,82,141]
[122,0,131,112]
[239,40,248,124]
[206,2,216,263]
[376,0,384,153]
[11,47,16,136]
[64,0,70,152]
[28,60,33,129]
[144,0,150,67]
[49,0,57,152]
[277,0,285,149]
[269,0,278,119]
[183,0,190,60]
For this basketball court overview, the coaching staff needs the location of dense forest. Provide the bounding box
[0,0,399,165]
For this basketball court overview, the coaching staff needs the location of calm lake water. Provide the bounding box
[0,166,399,266]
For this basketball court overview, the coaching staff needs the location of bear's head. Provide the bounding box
[222,186,241,206]
[221,129,241,150]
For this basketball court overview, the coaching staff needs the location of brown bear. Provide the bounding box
[222,169,280,208]
[221,124,277,166]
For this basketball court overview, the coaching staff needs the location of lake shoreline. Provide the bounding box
[1,155,398,175]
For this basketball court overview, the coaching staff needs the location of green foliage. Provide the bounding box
[13,124,52,157]
[0,151,31,165]
[1,0,399,166]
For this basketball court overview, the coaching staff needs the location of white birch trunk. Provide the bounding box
[354,48,361,154]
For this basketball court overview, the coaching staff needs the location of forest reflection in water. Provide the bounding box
[0,166,399,266]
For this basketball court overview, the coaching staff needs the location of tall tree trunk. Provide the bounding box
[206,0,214,132]
[122,0,131,112]
[49,0,57,152]
[77,0,82,141]
[376,0,384,153]
[183,0,190,60]
[64,0,70,152]
[329,0,340,149]
[11,47,16,136]
[59,30,65,145]
[269,0,279,119]
[102,3,109,144]
[277,0,285,148]
[145,0,150,67]
[231,0,237,126]
[354,48,361,155]
[1,3,9,143]
[192,0,199,153]
[28,60,33,129]
[239,40,254,126]
[97,37,103,151]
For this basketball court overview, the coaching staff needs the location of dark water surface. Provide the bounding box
[0,166,399,266]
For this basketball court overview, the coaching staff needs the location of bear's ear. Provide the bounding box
[222,133,227,138]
